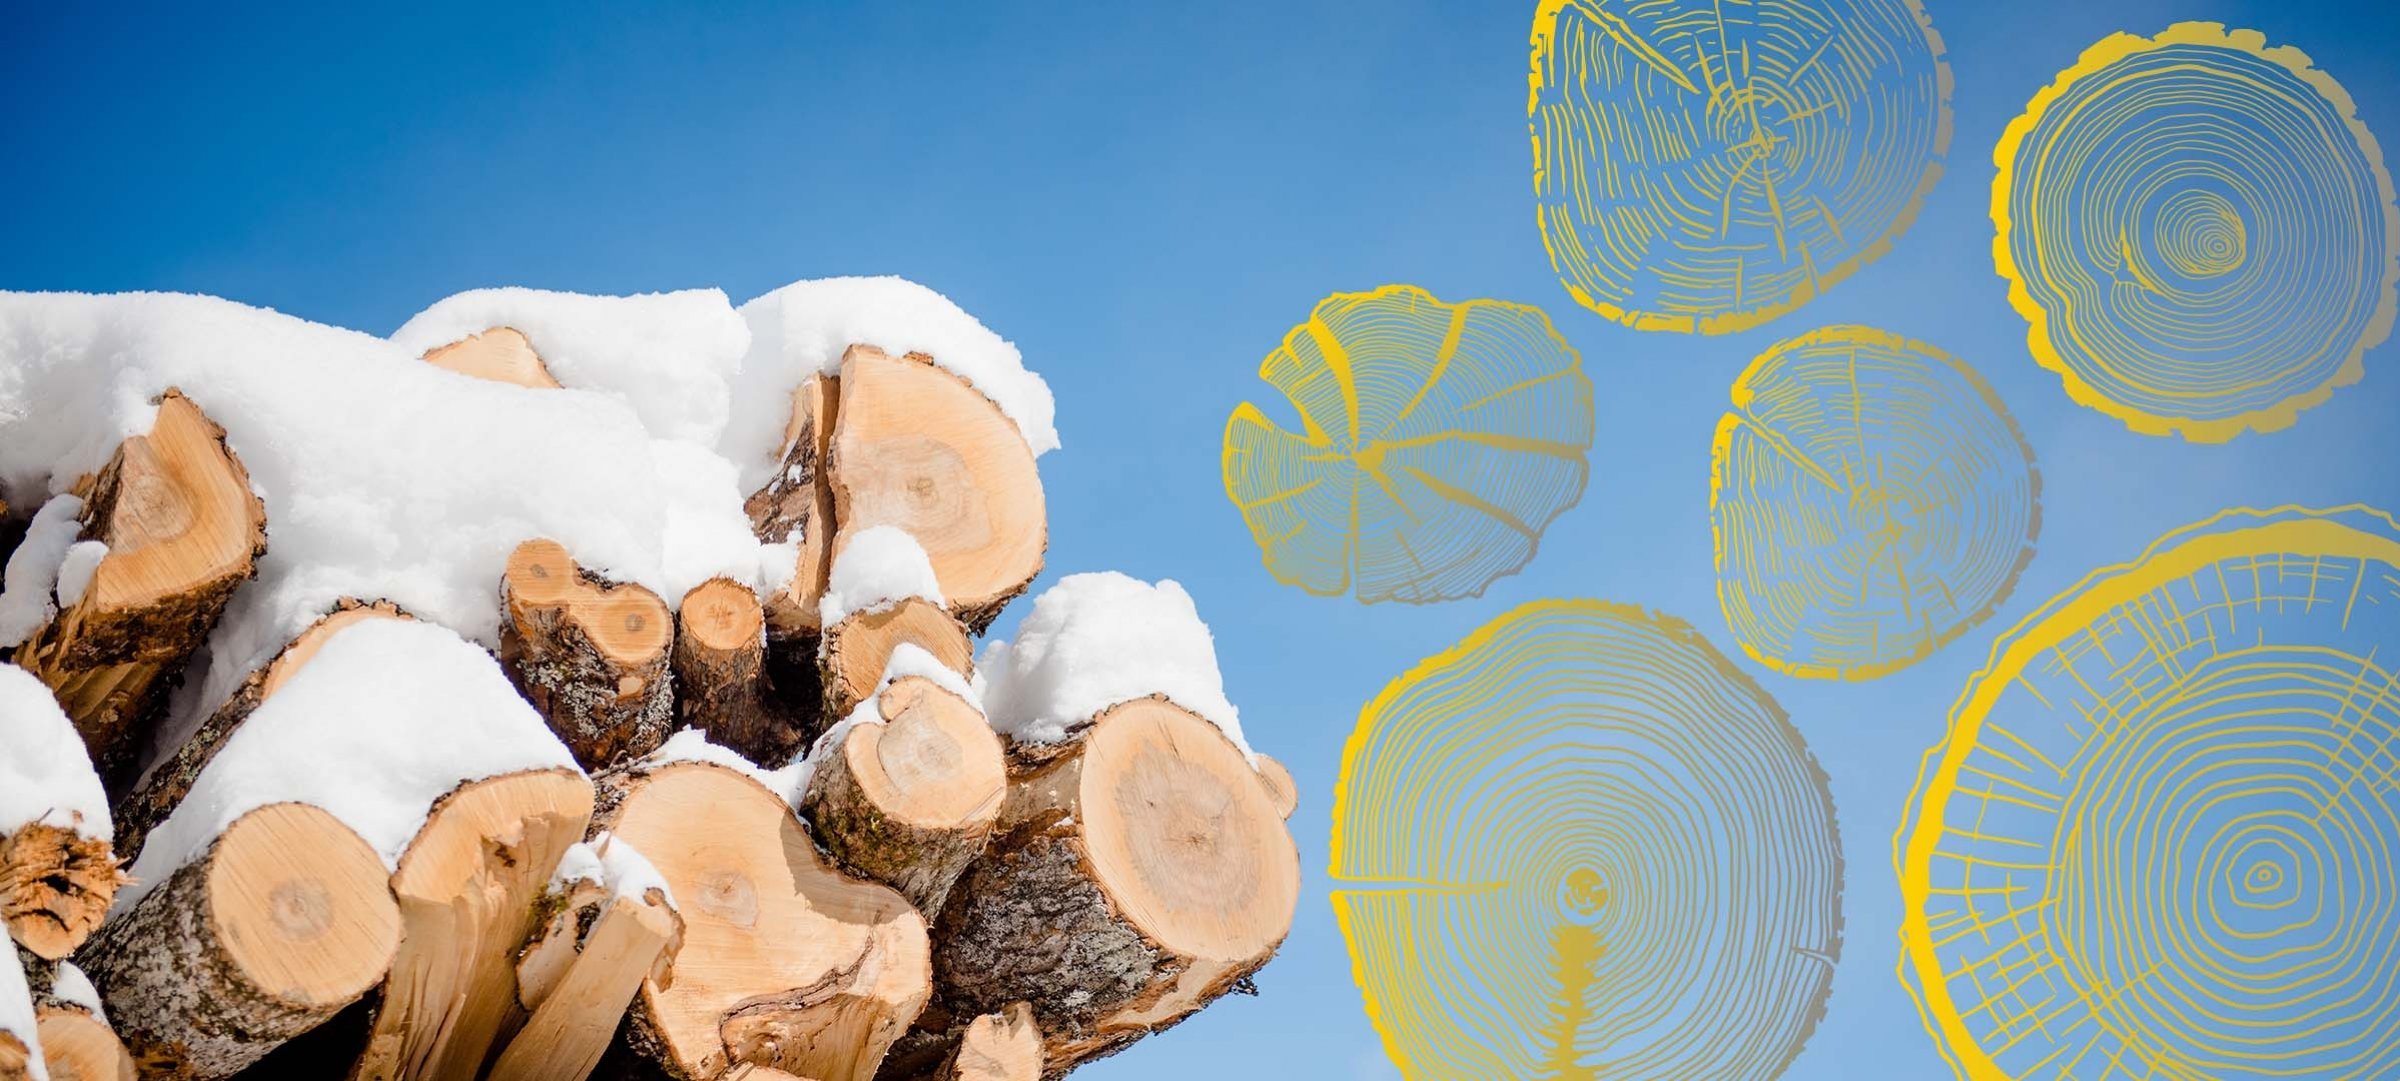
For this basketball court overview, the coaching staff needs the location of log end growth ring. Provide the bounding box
[207,802,401,1010]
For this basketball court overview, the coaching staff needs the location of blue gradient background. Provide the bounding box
[5,3,2397,1077]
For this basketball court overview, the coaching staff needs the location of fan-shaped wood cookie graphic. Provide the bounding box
[1223,286,1593,603]
[1332,601,1842,1079]
[1529,0,1952,334]
[1995,23,2400,441]
[1898,505,2400,1080]
[1712,326,2039,681]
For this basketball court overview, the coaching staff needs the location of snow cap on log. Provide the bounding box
[819,525,944,627]
[116,617,579,913]
[0,496,82,650]
[0,943,43,1081]
[0,665,108,842]
[977,572,1251,758]
[729,277,1058,494]
[0,292,774,721]
[390,287,750,446]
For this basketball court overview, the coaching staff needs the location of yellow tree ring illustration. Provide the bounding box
[1529,0,1953,334]
[1332,600,1842,1079]
[1222,285,1594,604]
[1712,325,2040,681]
[1897,505,2400,1079]
[1993,22,2400,441]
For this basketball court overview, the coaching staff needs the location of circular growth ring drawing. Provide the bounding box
[1712,325,2039,681]
[1898,505,2400,1079]
[1332,600,1842,1079]
[1530,0,1952,334]
[1994,22,2400,441]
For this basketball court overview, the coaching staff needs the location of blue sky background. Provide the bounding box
[6,2,2399,1078]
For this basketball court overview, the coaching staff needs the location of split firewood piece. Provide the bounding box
[941,1004,1040,1081]
[595,758,930,1081]
[25,959,135,1081]
[800,675,1004,915]
[1254,754,1298,820]
[350,768,593,1081]
[819,598,972,722]
[487,887,680,1081]
[82,802,401,1079]
[417,327,561,389]
[11,390,266,786]
[748,375,841,637]
[830,347,1044,633]
[513,875,610,1016]
[500,539,675,770]
[931,698,1298,1074]
[674,579,805,769]
[112,600,407,864]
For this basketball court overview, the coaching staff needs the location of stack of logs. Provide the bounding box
[0,331,1301,1081]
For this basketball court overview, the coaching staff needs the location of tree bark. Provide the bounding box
[349,768,594,1081]
[418,328,560,389]
[81,803,400,1080]
[112,600,406,865]
[10,390,266,789]
[594,759,929,1081]
[828,347,1044,634]
[818,599,972,722]
[673,579,807,769]
[927,698,1297,1077]
[800,676,1004,916]
[499,539,675,770]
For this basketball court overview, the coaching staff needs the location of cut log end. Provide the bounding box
[675,579,807,768]
[1,824,127,960]
[819,597,972,721]
[948,1004,1039,1081]
[85,803,400,1079]
[35,1005,137,1081]
[1254,754,1298,820]
[804,676,1004,915]
[830,347,1044,634]
[419,327,560,389]
[599,761,929,1081]
[501,540,675,770]
[487,890,680,1081]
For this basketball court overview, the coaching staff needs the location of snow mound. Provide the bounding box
[0,663,110,841]
[819,525,944,626]
[978,572,1251,758]
[728,276,1058,492]
[390,287,749,446]
[0,945,43,1081]
[0,292,772,726]
[50,962,104,1024]
[0,495,82,648]
[53,540,107,607]
[117,618,579,912]
[551,831,677,910]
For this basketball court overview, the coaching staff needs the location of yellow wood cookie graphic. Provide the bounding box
[1898,505,2400,1079]
[1223,285,1593,603]
[1530,0,1952,334]
[1332,600,1842,1079]
[1712,325,2039,681]
[1995,23,2400,441]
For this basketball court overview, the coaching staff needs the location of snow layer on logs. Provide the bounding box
[389,287,750,446]
[49,963,104,1023]
[0,663,109,841]
[730,276,1060,487]
[978,571,1253,756]
[0,291,771,721]
[549,830,678,910]
[0,495,82,648]
[117,618,579,911]
[0,943,44,1081]
[818,524,946,626]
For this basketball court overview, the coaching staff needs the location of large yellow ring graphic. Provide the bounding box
[1223,285,1594,604]
[1529,0,1952,334]
[1993,23,2400,442]
[1897,505,2400,1079]
[1333,600,1842,1078]
[1712,325,2039,681]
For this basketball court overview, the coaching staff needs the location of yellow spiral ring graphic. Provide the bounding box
[1529,0,1952,334]
[1223,285,1594,603]
[1993,23,2400,441]
[1712,325,2040,681]
[1898,505,2400,1079]
[1333,600,1842,1078]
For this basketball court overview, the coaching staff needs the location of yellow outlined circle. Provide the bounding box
[1897,505,2400,1079]
[1529,0,1953,334]
[1992,23,2400,442]
[1333,600,1842,1078]
[1711,325,2040,681]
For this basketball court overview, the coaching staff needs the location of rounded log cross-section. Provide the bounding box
[83,802,401,1079]
[34,1004,136,1081]
[802,674,1006,915]
[932,697,1298,1074]
[830,346,1046,633]
[818,597,973,722]
[499,538,676,769]
[673,577,805,768]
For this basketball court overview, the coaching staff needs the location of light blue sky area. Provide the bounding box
[7,2,2399,1078]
